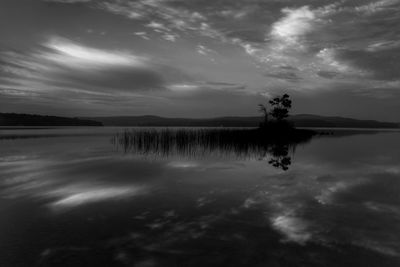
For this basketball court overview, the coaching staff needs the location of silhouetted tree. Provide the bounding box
[269,94,292,122]
[258,94,292,130]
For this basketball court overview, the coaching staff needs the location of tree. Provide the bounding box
[268,94,292,121]
[258,94,292,125]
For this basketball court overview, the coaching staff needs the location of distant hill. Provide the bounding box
[85,114,398,128]
[0,113,103,126]
[84,115,261,127]
[2,112,396,128]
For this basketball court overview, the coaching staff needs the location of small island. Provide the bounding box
[113,94,315,170]
[256,94,316,142]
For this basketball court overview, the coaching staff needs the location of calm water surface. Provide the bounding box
[1,127,400,266]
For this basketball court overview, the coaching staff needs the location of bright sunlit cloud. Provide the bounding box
[270,6,316,49]
[42,37,147,68]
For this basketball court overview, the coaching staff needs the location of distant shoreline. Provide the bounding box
[1,112,398,128]
[0,113,103,127]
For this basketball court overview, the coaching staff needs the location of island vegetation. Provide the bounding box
[256,93,315,139]
[112,94,315,170]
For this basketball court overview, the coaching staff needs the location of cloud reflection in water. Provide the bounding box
[50,185,147,209]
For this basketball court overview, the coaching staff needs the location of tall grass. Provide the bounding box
[111,128,313,160]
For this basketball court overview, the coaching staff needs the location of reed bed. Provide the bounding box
[111,128,313,159]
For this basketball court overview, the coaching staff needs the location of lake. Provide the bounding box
[1,127,400,267]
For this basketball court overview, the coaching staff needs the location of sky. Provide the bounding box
[0,0,399,120]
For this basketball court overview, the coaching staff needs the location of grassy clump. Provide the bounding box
[111,127,314,159]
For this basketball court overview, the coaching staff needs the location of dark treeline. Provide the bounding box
[0,113,103,126]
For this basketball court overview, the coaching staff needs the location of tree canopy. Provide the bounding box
[258,93,292,125]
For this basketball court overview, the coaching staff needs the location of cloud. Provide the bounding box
[264,71,302,82]
[167,83,200,92]
[2,0,400,118]
[161,33,179,42]
[196,44,217,62]
[0,37,180,94]
[166,81,246,93]
[98,0,226,43]
[134,31,151,40]
[100,2,144,19]
[271,214,312,244]
[259,4,333,66]
[146,21,171,32]
[44,0,91,3]
[317,70,340,79]
[316,48,352,73]
[43,37,147,68]
[0,35,260,116]
[50,185,146,209]
[142,81,266,117]
[269,6,316,49]
[218,9,249,19]
[355,0,400,15]
[196,45,214,56]
[238,1,400,93]
[366,40,400,52]
[0,36,201,116]
[334,48,400,81]
[41,0,400,88]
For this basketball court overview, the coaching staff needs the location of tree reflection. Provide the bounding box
[268,144,291,171]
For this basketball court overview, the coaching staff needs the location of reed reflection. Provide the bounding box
[112,128,312,170]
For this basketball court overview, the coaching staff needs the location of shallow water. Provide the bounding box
[0,127,400,266]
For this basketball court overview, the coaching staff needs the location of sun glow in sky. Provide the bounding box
[1,0,400,120]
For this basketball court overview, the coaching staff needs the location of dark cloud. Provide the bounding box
[264,71,302,82]
[317,71,340,79]
[279,65,298,71]
[66,67,163,91]
[335,48,400,81]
